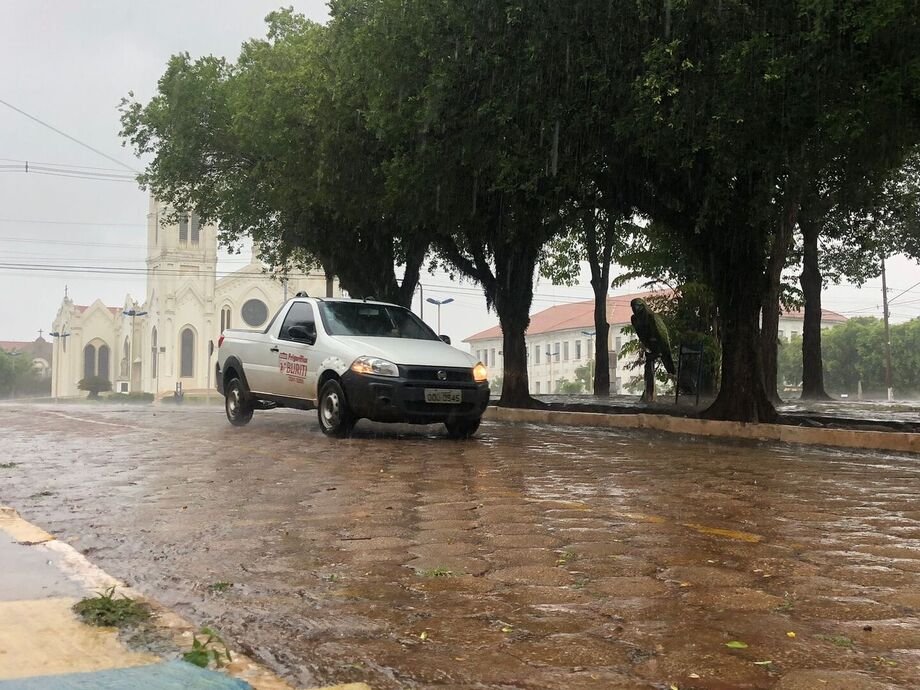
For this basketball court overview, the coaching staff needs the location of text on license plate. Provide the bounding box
[424,388,462,404]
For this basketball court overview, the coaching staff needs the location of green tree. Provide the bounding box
[77,376,112,400]
[541,210,631,396]
[333,0,645,407]
[819,317,920,396]
[120,10,425,305]
[796,152,920,399]
[0,351,38,398]
[629,0,920,422]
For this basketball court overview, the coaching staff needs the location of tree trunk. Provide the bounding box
[584,211,615,396]
[592,293,611,396]
[800,220,832,400]
[760,204,796,405]
[492,243,539,408]
[396,238,428,307]
[704,249,777,423]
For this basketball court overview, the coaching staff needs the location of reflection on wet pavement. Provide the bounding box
[1,403,918,689]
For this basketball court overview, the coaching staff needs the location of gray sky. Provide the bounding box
[1,1,918,346]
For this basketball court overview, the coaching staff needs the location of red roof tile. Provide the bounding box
[464,291,848,342]
[464,290,665,342]
[780,306,847,323]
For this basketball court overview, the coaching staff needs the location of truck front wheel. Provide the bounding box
[318,379,355,437]
[225,378,254,426]
[445,418,481,439]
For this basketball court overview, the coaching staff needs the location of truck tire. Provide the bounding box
[445,418,480,439]
[225,378,254,426]
[318,379,355,437]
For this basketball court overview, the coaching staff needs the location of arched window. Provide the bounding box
[121,337,130,378]
[190,213,200,246]
[220,306,232,333]
[97,344,111,381]
[180,327,195,378]
[151,328,158,379]
[83,344,96,378]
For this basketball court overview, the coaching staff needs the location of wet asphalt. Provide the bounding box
[1,402,919,689]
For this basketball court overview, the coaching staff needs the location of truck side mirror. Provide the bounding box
[288,324,316,345]
[439,335,451,345]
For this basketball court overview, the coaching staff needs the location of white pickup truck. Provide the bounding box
[215,296,490,438]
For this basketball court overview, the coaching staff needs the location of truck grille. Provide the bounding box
[403,367,473,383]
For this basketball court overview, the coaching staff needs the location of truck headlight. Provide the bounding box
[473,362,488,382]
[350,356,399,377]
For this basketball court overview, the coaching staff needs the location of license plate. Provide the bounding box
[424,388,462,404]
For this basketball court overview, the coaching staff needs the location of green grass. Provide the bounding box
[73,587,151,628]
[183,627,232,668]
[417,567,455,578]
[0,462,16,469]
[817,633,854,648]
[207,581,233,594]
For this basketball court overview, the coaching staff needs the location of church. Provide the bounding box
[50,196,337,398]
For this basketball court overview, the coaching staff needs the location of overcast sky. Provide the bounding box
[1,1,918,346]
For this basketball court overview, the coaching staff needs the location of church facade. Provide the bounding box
[51,197,337,398]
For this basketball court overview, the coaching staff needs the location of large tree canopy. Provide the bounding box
[120,10,425,305]
[123,1,920,421]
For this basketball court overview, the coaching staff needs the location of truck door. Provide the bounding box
[275,301,319,402]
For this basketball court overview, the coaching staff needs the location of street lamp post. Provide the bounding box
[49,331,70,402]
[425,297,454,335]
[123,309,148,393]
[581,330,597,394]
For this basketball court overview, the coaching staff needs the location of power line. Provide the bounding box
[888,279,920,305]
[0,97,140,173]
[0,218,146,227]
[1,168,137,183]
[0,157,132,173]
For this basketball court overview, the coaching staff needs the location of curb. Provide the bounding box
[483,406,920,455]
[0,507,370,690]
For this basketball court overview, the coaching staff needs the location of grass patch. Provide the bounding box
[555,550,576,566]
[817,633,854,648]
[73,587,151,628]
[0,462,16,469]
[183,627,232,668]
[207,581,233,594]
[29,490,55,498]
[775,591,797,613]
[417,567,455,578]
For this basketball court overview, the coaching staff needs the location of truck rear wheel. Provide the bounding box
[318,379,355,437]
[445,418,481,439]
[225,378,254,426]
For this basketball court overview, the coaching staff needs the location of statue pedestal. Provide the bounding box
[640,355,656,403]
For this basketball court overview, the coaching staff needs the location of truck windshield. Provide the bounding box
[319,302,441,341]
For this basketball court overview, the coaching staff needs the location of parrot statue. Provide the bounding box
[630,298,676,375]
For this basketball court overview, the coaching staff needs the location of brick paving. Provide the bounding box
[1,403,918,689]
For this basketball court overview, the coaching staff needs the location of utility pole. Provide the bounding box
[49,331,70,401]
[418,283,425,321]
[123,308,148,392]
[881,256,893,401]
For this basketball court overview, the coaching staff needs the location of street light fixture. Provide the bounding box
[123,309,148,393]
[49,331,71,401]
[425,297,454,335]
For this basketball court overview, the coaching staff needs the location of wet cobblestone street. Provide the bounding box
[1,403,919,689]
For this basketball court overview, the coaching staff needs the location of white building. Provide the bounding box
[464,290,847,395]
[50,196,337,398]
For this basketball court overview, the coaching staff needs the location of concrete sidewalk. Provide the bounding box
[0,507,368,690]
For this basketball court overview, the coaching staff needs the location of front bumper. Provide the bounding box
[340,370,490,424]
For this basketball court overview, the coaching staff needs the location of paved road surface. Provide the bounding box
[1,403,918,689]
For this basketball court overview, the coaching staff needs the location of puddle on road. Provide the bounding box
[1,403,919,689]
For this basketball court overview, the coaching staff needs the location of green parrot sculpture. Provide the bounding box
[630,298,676,375]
